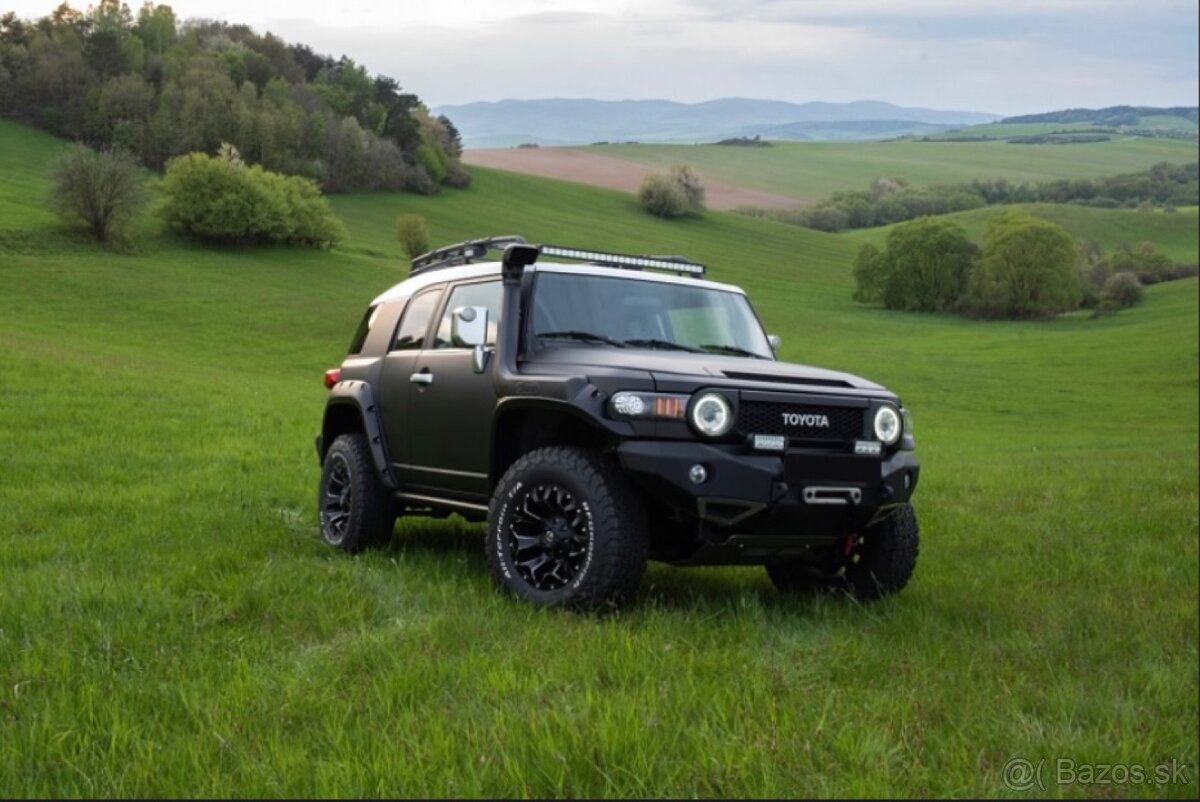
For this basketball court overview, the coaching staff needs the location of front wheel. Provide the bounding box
[767,503,920,602]
[487,447,647,611]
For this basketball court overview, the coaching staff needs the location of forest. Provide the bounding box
[0,1,469,193]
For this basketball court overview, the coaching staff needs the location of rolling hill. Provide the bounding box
[465,136,1198,207]
[1,118,1197,797]
[435,97,998,147]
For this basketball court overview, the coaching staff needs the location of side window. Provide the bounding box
[347,305,379,354]
[392,288,442,351]
[434,281,502,348]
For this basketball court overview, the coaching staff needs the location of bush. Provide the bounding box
[50,144,148,243]
[638,173,689,219]
[965,210,1080,319]
[395,213,431,259]
[667,164,706,213]
[160,147,346,246]
[1098,271,1144,309]
[851,244,886,304]
[638,165,706,218]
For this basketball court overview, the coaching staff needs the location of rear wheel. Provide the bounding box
[318,433,395,552]
[767,503,920,601]
[487,446,647,611]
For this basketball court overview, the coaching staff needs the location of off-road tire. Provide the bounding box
[487,446,648,611]
[767,503,919,601]
[318,433,395,552]
[844,503,919,601]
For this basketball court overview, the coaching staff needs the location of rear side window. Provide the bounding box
[393,288,442,351]
[347,305,378,354]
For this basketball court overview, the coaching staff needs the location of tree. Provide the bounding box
[852,244,886,304]
[877,217,976,312]
[395,213,430,259]
[966,210,1081,319]
[50,144,147,243]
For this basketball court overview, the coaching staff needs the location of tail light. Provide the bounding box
[323,368,341,389]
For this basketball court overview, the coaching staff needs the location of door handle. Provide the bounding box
[410,371,434,386]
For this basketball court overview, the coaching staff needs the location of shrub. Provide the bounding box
[50,144,148,243]
[1098,271,1144,310]
[395,213,431,259]
[160,147,346,246]
[638,165,706,218]
[965,210,1080,319]
[667,164,706,213]
[851,244,886,304]
[638,173,689,218]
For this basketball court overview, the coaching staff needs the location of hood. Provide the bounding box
[525,346,887,395]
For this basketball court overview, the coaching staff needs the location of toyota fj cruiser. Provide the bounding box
[316,237,920,610]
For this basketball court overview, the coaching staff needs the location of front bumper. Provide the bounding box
[616,440,919,563]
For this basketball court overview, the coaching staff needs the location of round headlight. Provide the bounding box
[874,405,902,445]
[691,392,733,437]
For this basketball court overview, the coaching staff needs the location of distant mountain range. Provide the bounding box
[434,98,1000,148]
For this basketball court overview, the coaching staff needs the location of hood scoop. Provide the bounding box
[721,370,854,389]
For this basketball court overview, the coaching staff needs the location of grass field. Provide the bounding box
[588,137,1198,204]
[928,123,1107,140]
[843,203,1200,264]
[1,118,1198,798]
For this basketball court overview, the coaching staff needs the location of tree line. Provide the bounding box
[0,2,469,194]
[738,162,1199,232]
[852,212,1195,321]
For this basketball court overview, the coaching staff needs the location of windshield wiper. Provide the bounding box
[700,343,769,360]
[537,330,626,347]
[624,338,704,353]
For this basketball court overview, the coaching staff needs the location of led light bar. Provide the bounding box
[540,245,706,276]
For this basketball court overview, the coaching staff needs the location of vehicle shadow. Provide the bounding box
[383,517,488,568]
[378,516,838,615]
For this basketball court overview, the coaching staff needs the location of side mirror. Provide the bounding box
[452,306,491,374]
[452,306,488,347]
[768,334,782,354]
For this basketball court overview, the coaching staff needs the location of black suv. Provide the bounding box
[316,237,920,610]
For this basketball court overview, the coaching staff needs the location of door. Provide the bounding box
[378,286,444,482]
[405,279,503,499]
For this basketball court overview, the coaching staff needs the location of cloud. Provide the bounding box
[5,0,1196,113]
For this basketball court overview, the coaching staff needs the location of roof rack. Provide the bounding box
[410,235,528,276]
[409,236,707,278]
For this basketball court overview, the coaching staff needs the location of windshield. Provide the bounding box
[530,272,773,359]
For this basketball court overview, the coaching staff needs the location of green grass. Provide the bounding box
[843,203,1200,263]
[588,137,1198,204]
[1,119,1198,798]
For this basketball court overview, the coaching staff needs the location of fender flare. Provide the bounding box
[320,380,398,489]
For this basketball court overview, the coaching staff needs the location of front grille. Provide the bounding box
[737,401,864,443]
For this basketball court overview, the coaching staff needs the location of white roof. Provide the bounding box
[370,261,746,306]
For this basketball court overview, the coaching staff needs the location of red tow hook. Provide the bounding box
[842,533,857,557]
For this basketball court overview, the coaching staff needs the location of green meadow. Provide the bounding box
[589,137,1198,204]
[1,119,1197,797]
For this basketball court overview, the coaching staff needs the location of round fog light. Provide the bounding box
[688,464,708,485]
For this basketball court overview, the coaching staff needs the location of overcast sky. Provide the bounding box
[8,0,1198,114]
